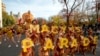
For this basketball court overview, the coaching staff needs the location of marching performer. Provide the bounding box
[74,25,82,53]
[20,30,34,56]
[7,27,18,47]
[31,19,40,44]
[16,25,23,43]
[69,33,78,56]
[51,22,58,42]
[43,34,54,56]
[88,28,98,55]
[59,24,66,34]
[32,20,40,34]
[68,25,74,33]
[2,27,8,41]
[92,35,98,55]
[22,11,34,34]
[80,36,90,56]
[57,33,69,56]
[74,24,81,34]
[40,20,50,45]
[41,20,49,34]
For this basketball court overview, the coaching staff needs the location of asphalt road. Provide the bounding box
[0,34,100,56]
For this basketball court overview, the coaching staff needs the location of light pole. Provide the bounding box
[0,0,2,28]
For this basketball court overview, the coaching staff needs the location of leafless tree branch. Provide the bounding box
[69,0,84,16]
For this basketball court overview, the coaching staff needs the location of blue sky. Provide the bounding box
[3,0,63,19]
[3,0,92,19]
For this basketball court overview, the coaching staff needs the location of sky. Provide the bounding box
[2,0,93,20]
[3,0,63,19]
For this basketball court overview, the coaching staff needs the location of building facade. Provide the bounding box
[2,3,6,12]
[0,0,2,28]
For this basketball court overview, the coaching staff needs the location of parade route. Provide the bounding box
[0,35,100,56]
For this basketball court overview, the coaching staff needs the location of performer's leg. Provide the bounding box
[7,37,12,48]
[92,46,96,55]
[65,48,70,56]
[70,48,76,56]
[60,49,64,56]
[77,43,81,53]
[11,37,18,47]
[28,48,34,56]
[82,47,86,56]
[4,34,7,41]
[44,51,49,56]
[38,46,42,56]
[17,34,21,43]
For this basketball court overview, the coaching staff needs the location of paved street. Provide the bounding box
[0,34,100,56]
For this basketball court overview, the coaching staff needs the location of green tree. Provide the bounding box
[2,11,16,27]
[50,15,65,26]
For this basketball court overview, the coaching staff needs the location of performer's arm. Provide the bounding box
[37,25,40,34]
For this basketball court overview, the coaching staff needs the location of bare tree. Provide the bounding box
[57,0,84,31]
